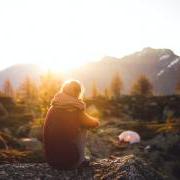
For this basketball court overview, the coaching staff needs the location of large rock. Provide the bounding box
[0,131,22,149]
[20,138,42,151]
[0,136,8,149]
[0,155,164,180]
[29,125,43,141]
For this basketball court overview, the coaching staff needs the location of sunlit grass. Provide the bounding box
[0,149,44,163]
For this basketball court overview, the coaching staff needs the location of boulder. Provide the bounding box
[0,136,8,149]
[0,131,22,149]
[16,125,31,137]
[29,126,43,141]
[20,138,42,151]
[0,155,164,180]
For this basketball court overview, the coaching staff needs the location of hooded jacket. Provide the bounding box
[43,92,99,169]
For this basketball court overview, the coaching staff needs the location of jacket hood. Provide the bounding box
[51,92,85,111]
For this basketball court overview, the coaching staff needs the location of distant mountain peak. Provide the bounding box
[100,56,120,63]
[142,47,154,52]
[0,64,43,88]
[0,47,179,95]
[138,47,174,57]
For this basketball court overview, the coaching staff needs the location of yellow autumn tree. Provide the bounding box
[2,79,14,97]
[39,71,62,116]
[91,81,98,98]
[131,75,153,96]
[175,81,180,95]
[111,72,123,98]
[16,76,38,111]
[104,87,110,99]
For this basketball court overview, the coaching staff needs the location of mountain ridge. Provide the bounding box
[70,47,180,94]
[0,47,179,94]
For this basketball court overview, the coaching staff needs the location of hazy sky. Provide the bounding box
[0,0,180,71]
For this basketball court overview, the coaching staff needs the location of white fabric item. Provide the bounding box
[118,131,141,144]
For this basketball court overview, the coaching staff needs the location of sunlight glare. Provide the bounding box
[0,0,180,71]
[40,60,80,73]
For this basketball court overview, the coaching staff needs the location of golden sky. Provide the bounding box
[0,0,180,72]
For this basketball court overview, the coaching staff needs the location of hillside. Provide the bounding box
[0,64,42,88]
[70,47,180,95]
[0,95,179,179]
[0,47,179,94]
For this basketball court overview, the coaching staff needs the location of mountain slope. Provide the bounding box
[0,64,42,88]
[69,47,180,95]
[0,48,179,94]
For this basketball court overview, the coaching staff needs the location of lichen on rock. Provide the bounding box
[0,155,164,180]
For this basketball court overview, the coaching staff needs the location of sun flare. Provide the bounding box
[40,60,84,73]
[39,53,102,73]
[0,0,180,71]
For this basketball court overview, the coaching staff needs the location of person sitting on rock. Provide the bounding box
[43,80,100,170]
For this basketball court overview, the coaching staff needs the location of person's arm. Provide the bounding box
[79,111,100,129]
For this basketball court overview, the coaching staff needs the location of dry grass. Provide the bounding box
[0,149,45,164]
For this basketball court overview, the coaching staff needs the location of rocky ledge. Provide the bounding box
[0,155,164,180]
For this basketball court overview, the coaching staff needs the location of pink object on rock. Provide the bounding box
[118,131,141,144]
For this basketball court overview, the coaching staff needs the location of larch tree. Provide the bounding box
[2,79,14,97]
[39,71,62,115]
[111,72,123,98]
[175,81,180,95]
[0,90,4,97]
[17,76,38,110]
[104,87,110,99]
[131,75,153,96]
[91,81,98,98]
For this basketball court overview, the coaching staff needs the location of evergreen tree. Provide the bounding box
[131,75,153,96]
[17,76,38,110]
[39,71,62,115]
[111,72,123,98]
[104,87,109,99]
[0,90,3,97]
[175,81,180,95]
[91,81,98,98]
[2,79,14,97]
